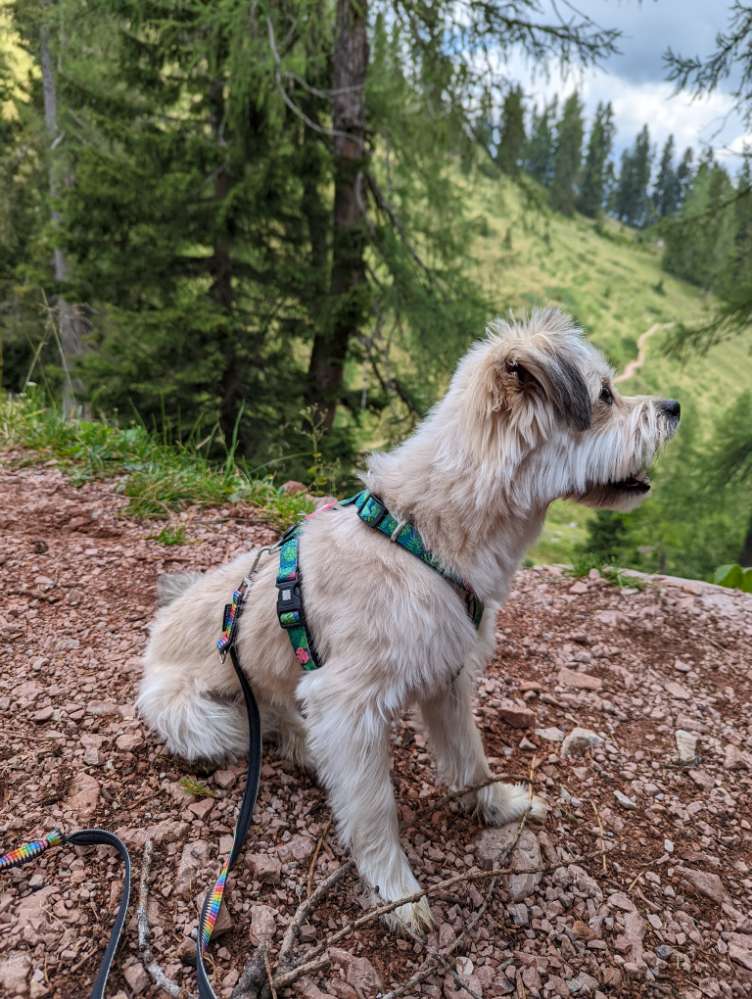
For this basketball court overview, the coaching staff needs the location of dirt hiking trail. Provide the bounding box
[1,456,751,999]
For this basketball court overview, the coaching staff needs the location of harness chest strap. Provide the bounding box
[276,490,484,670]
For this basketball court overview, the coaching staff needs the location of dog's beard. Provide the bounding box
[565,408,678,513]
[572,469,653,512]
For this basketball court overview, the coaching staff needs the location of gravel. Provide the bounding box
[1,457,751,998]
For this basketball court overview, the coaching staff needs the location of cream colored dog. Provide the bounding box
[139,309,679,932]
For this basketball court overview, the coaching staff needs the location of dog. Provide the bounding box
[138,309,679,932]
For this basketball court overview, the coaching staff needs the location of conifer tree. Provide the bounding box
[652,134,680,218]
[525,97,557,186]
[496,84,526,176]
[613,125,653,227]
[577,101,614,217]
[550,92,584,215]
[675,147,695,207]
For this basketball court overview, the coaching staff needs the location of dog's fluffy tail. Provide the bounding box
[137,667,248,762]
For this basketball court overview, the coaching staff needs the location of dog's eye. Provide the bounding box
[599,385,613,406]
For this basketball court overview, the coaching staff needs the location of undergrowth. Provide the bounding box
[0,392,314,526]
[567,552,648,590]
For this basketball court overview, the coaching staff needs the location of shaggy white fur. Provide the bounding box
[138,309,679,932]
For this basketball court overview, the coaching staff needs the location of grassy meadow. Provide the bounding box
[467,174,751,564]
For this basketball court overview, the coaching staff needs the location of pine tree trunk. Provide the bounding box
[307,0,369,431]
[740,511,752,567]
[207,74,240,448]
[40,19,85,417]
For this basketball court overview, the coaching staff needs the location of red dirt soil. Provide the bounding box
[1,457,751,999]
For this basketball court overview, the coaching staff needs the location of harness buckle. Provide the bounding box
[276,576,303,627]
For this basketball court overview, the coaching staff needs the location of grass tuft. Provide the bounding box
[0,392,315,528]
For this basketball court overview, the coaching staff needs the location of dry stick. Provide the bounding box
[277,860,354,971]
[276,782,587,995]
[592,801,608,876]
[306,817,332,898]
[263,949,279,999]
[137,839,182,998]
[380,778,537,999]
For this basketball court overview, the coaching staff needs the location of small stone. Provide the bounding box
[678,867,727,904]
[729,943,752,971]
[188,798,214,820]
[656,945,673,961]
[176,840,211,896]
[607,892,636,912]
[0,953,32,996]
[497,699,535,729]
[281,480,306,494]
[64,773,100,818]
[249,903,276,946]
[664,839,674,854]
[123,961,149,994]
[213,769,237,789]
[116,730,143,752]
[674,658,691,673]
[561,727,603,758]
[329,948,383,993]
[558,667,602,691]
[519,736,536,751]
[664,680,691,701]
[32,706,53,722]
[536,726,565,743]
[724,745,748,770]
[572,919,597,941]
[614,790,637,810]
[509,903,529,926]
[569,581,589,594]
[675,730,698,764]
[248,854,282,883]
[477,827,542,901]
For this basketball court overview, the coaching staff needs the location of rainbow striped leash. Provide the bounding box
[0,827,131,999]
[0,829,64,870]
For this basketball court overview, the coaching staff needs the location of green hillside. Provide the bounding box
[467,174,751,564]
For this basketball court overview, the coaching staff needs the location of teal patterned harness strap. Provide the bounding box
[276,525,322,671]
[347,490,484,629]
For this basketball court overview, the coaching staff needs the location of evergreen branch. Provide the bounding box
[265,17,359,142]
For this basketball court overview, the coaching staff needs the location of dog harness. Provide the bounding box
[276,489,484,670]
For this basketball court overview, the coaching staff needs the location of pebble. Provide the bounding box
[614,790,637,810]
[561,726,603,758]
[476,826,542,901]
[678,868,727,904]
[536,726,566,743]
[497,699,535,729]
[675,729,698,763]
[558,667,602,691]
[248,853,282,883]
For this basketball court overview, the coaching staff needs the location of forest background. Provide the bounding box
[1,0,751,584]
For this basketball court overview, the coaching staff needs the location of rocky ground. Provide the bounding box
[1,456,751,999]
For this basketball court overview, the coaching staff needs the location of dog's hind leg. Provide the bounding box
[300,668,433,935]
[419,671,547,825]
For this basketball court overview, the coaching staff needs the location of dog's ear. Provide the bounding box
[501,347,592,431]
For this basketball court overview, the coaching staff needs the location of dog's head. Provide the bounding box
[450,309,680,512]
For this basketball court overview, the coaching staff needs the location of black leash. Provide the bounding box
[1,549,270,998]
[0,828,131,999]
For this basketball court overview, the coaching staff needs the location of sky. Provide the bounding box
[505,0,749,166]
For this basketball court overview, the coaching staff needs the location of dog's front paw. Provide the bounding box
[477,781,548,827]
[383,896,434,937]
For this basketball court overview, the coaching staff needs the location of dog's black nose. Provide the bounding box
[661,399,680,420]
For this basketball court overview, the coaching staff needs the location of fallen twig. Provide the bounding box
[277,860,354,971]
[306,817,332,898]
[269,850,607,993]
[137,839,182,998]
[592,801,608,875]
[379,776,536,999]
